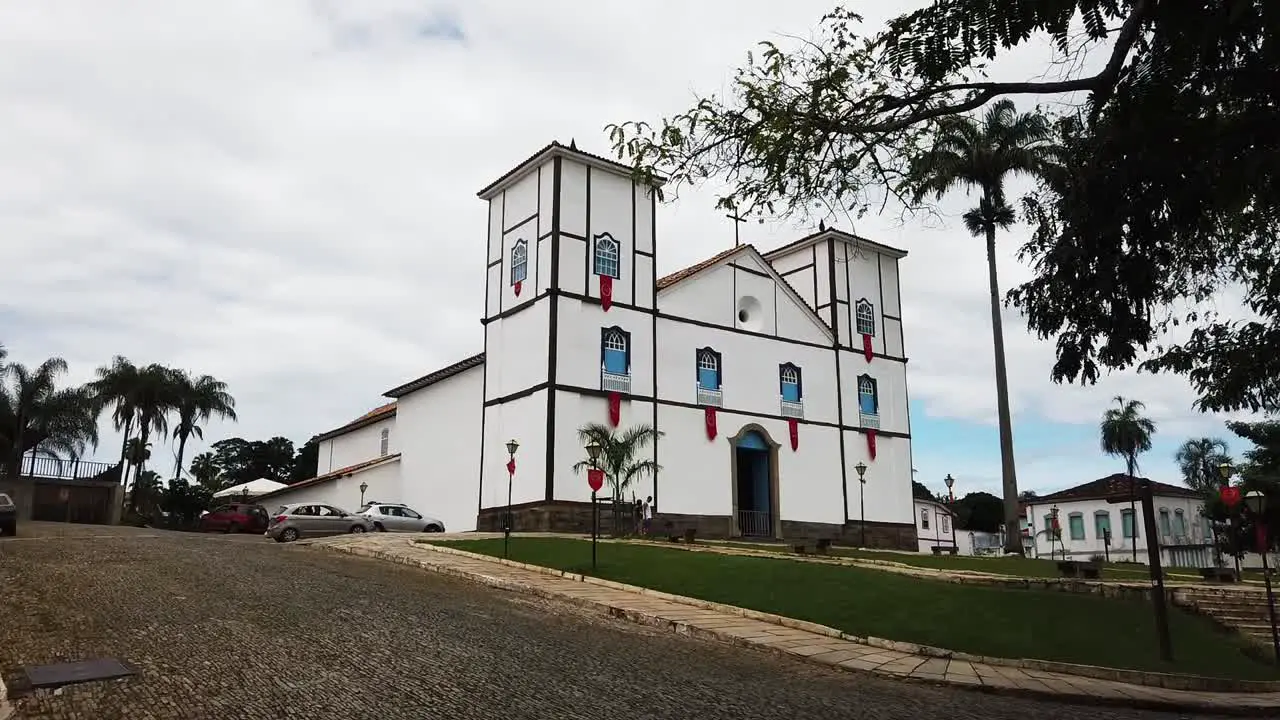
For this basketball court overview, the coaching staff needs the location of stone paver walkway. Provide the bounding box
[312,534,1280,716]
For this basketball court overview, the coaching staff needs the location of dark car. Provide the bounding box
[0,492,16,536]
[198,503,269,534]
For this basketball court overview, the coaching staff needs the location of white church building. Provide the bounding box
[260,141,917,548]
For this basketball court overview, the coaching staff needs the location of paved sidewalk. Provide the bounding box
[311,535,1280,716]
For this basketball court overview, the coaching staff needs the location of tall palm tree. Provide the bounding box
[169,371,237,482]
[189,451,222,489]
[89,356,142,485]
[1175,437,1231,495]
[571,422,663,503]
[910,99,1057,555]
[1100,396,1157,561]
[1,357,100,478]
[126,364,181,494]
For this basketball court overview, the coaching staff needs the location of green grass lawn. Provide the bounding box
[712,541,1188,581]
[434,537,1276,681]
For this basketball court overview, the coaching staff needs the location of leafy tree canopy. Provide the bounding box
[608,0,1279,413]
[289,435,320,484]
[951,491,1004,533]
[209,436,295,487]
[911,480,936,501]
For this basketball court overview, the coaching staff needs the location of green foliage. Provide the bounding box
[169,370,237,481]
[1174,437,1232,495]
[209,436,295,487]
[159,477,214,526]
[289,436,320,483]
[0,356,100,478]
[188,451,223,489]
[571,423,663,501]
[950,491,1004,533]
[1099,396,1156,475]
[910,479,935,501]
[607,1,1280,413]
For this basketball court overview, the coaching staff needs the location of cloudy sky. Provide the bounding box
[0,1,1254,497]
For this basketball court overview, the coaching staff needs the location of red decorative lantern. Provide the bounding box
[788,418,799,451]
[1221,486,1242,508]
[513,280,522,297]
[587,469,604,493]
[704,406,717,440]
[600,275,613,311]
[608,391,621,426]
[861,333,874,363]
[865,429,877,460]
[506,457,516,476]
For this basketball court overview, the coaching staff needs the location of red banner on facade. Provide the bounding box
[600,275,613,311]
[788,418,799,450]
[704,406,717,440]
[866,429,877,460]
[861,333,874,363]
[608,392,621,426]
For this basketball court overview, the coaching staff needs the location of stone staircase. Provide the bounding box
[1176,586,1278,647]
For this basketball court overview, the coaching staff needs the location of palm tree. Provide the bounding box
[169,371,237,482]
[129,469,163,516]
[188,451,222,489]
[1,357,100,478]
[89,356,142,485]
[127,364,182,492]
[910,98,1057,555]
[1175,437,1231,495]
[1100,396,1157,562]
[571,422,663,503]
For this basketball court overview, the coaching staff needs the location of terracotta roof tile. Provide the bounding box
[1033,474,1200,504]
[256,454,402,502]
[351,402,396,423]
[312,402,397,444]
[656,246,752,289]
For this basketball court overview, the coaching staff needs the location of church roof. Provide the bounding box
[383,352,485,398]
[313,402,397,443]
[762,227,908,260]
[656,246,745,289]
[476,141,666,200]
[1029,474,1201,505]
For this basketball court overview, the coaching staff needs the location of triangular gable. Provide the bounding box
[762,228,908,263]
[657,245,835,342]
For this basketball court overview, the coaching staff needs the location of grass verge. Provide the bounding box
[433,537,1276,681]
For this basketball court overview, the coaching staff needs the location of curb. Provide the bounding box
[316,539,1279,716]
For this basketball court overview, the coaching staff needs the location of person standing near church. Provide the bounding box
[642,496,654,535]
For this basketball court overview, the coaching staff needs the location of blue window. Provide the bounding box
[857,374,878,414]
[696,348,721,390]
[855,299,875,336]
[593,233,620,278]
[601,327,629,375]
[779,363,802,401]
[1121,509,1139,539]
[510,239,527,285]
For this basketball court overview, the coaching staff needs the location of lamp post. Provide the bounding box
[1219,462,1243,579]
[504,438,519,559]
[585,439,603,570]
[1243,489,1280,662]
[359,481,368,507]
[1050,505,1061,560]
[854,462,868,548]
[944,473,955,503]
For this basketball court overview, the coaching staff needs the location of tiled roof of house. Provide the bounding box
[255,454,402,502]
[761,227,908,260]
[476,141,666,199]
[383,352,485,398]
[1031,474,1200,504]
[312,402,397,444]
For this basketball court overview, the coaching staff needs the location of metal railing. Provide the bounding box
[738,509,773,538]
[697,386,723,407]
[859,411,880,429]
[10,454,116,481]
[601,371,631,394]
[780,399,804,419]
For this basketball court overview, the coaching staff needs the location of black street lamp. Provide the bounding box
[359,481,369,507]
[1050,505,1061,560]
[854,462,868,548]
[1243,489,1280,663]
[585,439,603,570]
[944,473,955,503]
[504,438,519,559]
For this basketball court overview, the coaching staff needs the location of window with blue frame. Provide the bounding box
[593,233,620,278]
[855,299,876,336]
[696,348,722,390]
[857,374,878,415]
[601,327,630,375]
[779,363,802,401]
[510,239,528,285]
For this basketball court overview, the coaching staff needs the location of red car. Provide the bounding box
[198,503,269,534]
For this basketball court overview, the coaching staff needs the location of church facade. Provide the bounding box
[261,141,916,548]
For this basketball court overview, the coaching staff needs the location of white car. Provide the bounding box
[356,503,445,533]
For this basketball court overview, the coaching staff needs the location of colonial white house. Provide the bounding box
[259,141,917,547]
[1021,474,1215,567]
[913,498,958,554]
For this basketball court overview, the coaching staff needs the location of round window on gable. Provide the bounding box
[738,309,749,323]
[736,295,763,331]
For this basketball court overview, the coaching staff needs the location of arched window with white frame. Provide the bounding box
[855,298,876,336]
[600,326,631,392]
[510,239,528,285]
[593,233,620,278]
[379,427,390,457]
[857,374,879,428]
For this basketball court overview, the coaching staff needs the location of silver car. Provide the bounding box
[356,503,445,533]
[266,503,375,543]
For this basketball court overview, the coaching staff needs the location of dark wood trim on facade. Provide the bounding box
[650,191,660,510]
[545,156,563,502]
[779,263,814,277]
[729,262,771,279]
[503,211,537,235]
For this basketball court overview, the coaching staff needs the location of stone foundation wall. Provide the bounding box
[475,502,915,551]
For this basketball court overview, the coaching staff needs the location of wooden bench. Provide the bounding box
[1056,560,1102,579]
[1199,567,1238,583]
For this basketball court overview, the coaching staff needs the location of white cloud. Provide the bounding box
[0,0,1253,483]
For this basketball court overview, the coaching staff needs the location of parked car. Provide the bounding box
[0,493,16,536]
[266,503,375,543]
[356,502,445,533]
[197,503,269,534]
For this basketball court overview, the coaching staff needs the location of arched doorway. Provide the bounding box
[728,425,780,538]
